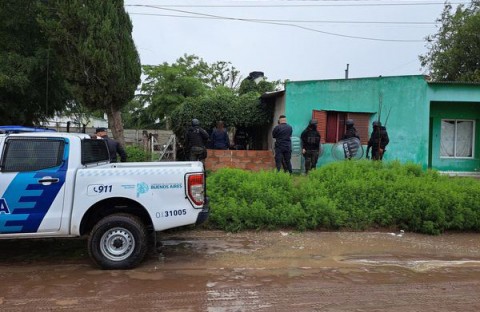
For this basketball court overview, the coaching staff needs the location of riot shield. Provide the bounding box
[331,137,364,160]
[318,143,325,158]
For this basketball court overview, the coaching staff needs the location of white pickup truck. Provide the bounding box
[0,132,209,269]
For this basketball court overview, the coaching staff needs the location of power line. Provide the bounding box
[128,12,436,25]
[125,5,427,42]
[126,1,469,8]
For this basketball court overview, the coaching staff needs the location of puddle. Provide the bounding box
[343,257,480,272]
[161,238,263,255]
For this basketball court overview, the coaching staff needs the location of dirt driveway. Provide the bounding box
[1,230,480,311]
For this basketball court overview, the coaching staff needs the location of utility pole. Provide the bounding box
[345,64,349,79]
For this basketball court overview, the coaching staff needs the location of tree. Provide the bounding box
[121,96,158,129]
[420,1,480,82]
[0,0,70,125]
[141,58,207,126]
[138,54,244,129]
[39,0,141,144]
[206,61,242,89]
[239,77,281,95]
[170,87,271,144]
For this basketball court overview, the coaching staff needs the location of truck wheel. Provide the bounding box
[88,213,148,270]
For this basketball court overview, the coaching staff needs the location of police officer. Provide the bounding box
[342,119,360,160]
[272,115,293,173]
[343,119,360,140]
[210,120,230,150]
[366,121,389,160]
[185,119,209,163]
[95,127,127,163]
[301,119,321,174]
[233,127,249,150]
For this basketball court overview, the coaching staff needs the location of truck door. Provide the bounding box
[0,137,68,234]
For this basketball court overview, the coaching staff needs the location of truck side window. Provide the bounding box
[81,139,110,164]
[1,138,65,172]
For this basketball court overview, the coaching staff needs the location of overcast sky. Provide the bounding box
[124,0,471,82]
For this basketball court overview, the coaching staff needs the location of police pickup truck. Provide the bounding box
[0,132,208,269]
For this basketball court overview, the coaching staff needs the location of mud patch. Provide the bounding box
[343,256,480,272]
[1,230,480,311]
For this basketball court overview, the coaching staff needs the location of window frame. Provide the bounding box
[0,137,66,173]
[81,138,110,165]
[312,110,371,145]
[440,119,475,159]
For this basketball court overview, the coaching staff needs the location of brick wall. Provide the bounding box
[205,149,275,171]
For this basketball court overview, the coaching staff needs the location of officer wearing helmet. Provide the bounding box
[301,119,321,174]
[185,118,209,163]
[342,119,360,140]
[366,120,389,160]
[341,119,361,160]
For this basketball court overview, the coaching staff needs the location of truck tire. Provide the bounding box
[88,213,148,270]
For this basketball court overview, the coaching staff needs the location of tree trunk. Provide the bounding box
[107,106,126,146]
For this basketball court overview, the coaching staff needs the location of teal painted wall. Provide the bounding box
[430,102,480,172]
[427,83,480,102]
[285,75,430,167]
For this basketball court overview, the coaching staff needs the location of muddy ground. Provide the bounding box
[0,229,480,311]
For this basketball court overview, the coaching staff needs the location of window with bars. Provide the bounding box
[312,110,371,144]
[440,119,475,158]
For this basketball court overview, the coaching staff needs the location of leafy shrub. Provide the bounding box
[206,161,480,234]
[125,145,151,162]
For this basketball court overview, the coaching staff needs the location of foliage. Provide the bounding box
[137,54,242,127]
[125,145,151,162]
[206,161,480,234]
[238,77,281,95]
[133,54,279,130]
[169,87,271,142]
[140,57,207,123]
[207,61,242,89]
[39,0,141,144]
[0,0,71,125]
[420,1,480,82]
[121,97,158,129]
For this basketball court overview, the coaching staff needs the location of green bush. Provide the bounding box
[206,161,480,234]
[125,145,151,162]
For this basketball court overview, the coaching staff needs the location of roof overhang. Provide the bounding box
[260,90,285,100]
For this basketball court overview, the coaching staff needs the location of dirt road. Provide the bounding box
[1,230,480,311]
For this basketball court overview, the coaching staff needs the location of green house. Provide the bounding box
[272,75,480,174]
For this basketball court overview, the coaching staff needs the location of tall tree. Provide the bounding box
[0,0,70,125]
[141,59,207,126]
[420,1,480,82]
[205,61,242,89]
[39,0,141,144]
[138,54,243,129]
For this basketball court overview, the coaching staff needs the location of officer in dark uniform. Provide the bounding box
[342,119,360,159]
[185,119,209,163]
[366,121,389,160]
[301,119,321,174]
[272,115,293,173]
[233,127,249,150]
[95,127,127,163]
[342,119,360,140]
